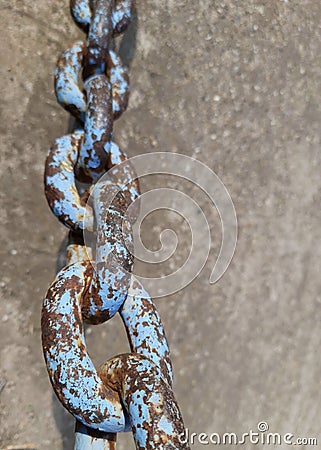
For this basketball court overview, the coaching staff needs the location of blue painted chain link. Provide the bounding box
[41,1,189,448]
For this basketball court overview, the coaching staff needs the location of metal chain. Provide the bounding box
[41,1,190,448]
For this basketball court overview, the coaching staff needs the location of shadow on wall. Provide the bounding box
[53,395,75,450]
[50,7,138,450]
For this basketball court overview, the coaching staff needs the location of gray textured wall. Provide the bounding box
[0,1,320,449]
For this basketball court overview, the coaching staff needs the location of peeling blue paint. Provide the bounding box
[42,0,189,448]
[45,131,94,231]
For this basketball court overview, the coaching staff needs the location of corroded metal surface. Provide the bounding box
[74,422,117,450]
[42,0,189,448]
[70,0,134,35]
[44,131,93,231]
[55,42,129,121]
[75,74,113,182]
[99,354,186,449]
[42,262,127,432]
[44,137,139,231]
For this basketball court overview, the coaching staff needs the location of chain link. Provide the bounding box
[42,1,189,448]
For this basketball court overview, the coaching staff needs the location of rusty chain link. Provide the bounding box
[41,1,189,448]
